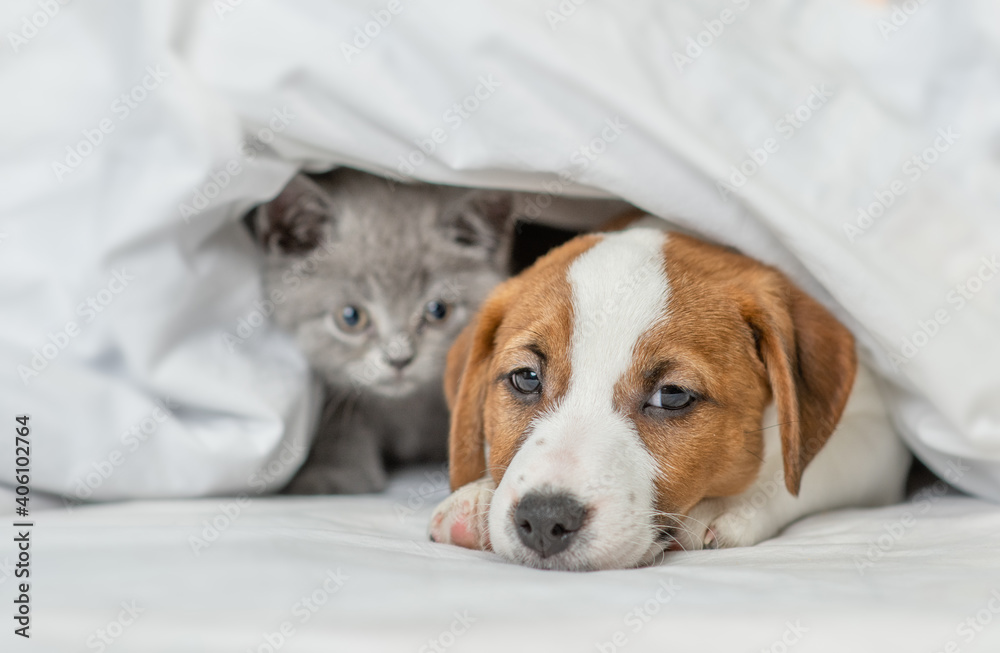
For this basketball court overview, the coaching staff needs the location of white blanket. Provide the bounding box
[1,1,998,500]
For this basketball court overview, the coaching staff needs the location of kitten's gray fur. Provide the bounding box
[252,168,513,494]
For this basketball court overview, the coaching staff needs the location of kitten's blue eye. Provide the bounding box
[424,300,450,323]
[509,369,541,395]
[332,305,369,333]
[646,385,695,412]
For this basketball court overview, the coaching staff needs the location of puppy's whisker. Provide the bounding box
[742,445,765,464]
[743,420,798,435]
[639,509,717,547]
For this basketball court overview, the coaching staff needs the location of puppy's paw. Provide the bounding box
[429,477,495,551]
[672,497,770,551]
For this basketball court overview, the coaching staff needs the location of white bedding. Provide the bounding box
[7,468,1000,653]
[2,0,999,502]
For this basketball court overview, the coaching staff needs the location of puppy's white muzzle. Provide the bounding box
[488,405,660,570]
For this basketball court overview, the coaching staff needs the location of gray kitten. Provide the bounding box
[251,169,513,494]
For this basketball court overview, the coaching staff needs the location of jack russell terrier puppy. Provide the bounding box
[429,225,911,571]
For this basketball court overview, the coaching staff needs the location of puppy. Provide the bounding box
[428,226,910,571]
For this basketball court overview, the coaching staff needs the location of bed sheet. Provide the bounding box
[2,0,999,504]
[4,468,1000,653]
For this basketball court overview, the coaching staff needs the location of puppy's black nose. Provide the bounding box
[514,492,585,558]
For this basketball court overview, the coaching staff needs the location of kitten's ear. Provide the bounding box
[442,190,514,257]
[252,174,332,255]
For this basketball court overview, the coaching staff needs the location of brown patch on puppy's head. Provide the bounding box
[445,235,600,490]
[621,234,856,524]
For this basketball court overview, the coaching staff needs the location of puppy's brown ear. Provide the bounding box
[445,285,512,491]
[443,322,475,412]
[745,274,857,496]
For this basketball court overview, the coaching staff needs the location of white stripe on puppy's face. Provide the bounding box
[488,229,670,570]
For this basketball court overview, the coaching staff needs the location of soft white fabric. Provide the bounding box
[3,468,1000,652]
[1,0,998,502]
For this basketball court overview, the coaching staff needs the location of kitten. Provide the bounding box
[251,168,514,494]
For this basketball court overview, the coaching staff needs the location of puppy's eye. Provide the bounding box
[509,369,541,395]
[424,300,450,323]
[646,385,695,411]
[329,305,369,334]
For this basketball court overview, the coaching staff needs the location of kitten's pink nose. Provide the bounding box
[387,353,414,370]
[382,335,415,370]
